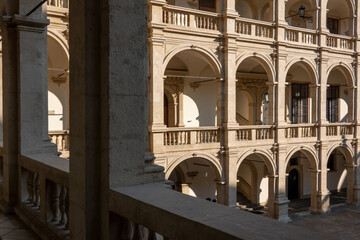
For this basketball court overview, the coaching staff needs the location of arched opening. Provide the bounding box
[167,157,221,201]
[237,153,275,216]
[327,0,353,36]
[285,61,317,124]
[164,94,169,126]
[286,150,317,215]
[48,36,69,132]
[236,56,273,126]
[327,66,353,123]
[166,0,218,13]
[288,169,299,200]
[235,0,273,21]
[285,0,316,30]
[327,147,353,206]
[164,50,220,127]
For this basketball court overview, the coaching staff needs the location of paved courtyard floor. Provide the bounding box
[290,204,360,239]
[0,211,39,240]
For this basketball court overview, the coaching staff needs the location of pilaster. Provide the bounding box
[316,141,330,214]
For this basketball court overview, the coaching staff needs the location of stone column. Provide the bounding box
[274,147,290,222]
[177,84,185,127]
[310,169,319,214]
[309,84,318,123]
[319,57,329,138]
[223,0,240,207]
[216,181,226,205]
[149,0,167,154]
[347,87,354,122]
[319,0,329,46]
[317,143,330,214]
[267,175,276,218]
[345,164,355,204]
[0,16,19,211]
[266,82,276,125]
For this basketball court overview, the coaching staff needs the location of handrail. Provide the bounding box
[109,183,333,240]
[235,16,273,27]
[163,4,219,17]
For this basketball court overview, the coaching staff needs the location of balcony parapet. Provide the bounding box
[279,123,317,139]
[322,122,354,137]
[235,17,274,42]
[162,5,220,34]
[17,153,69,239]
[234,125,274,141]
[284,26,318,46]
[109,183,336,240]
[326,33,353,51]
[162,126,220,146]
[47,0,68,9]
[49,130,70,153]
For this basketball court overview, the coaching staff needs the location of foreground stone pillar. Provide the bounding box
[274,148,290,222]
[317,143,330,214]
[267,175,276,218]
[309,169,320,214]
[345,164,355,204]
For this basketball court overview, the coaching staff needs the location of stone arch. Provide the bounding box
[326,143,354,165]
[285,146,318,170]
[163,45,222,77]
[327,0,355,17]
[236,52,276,83]
[285,58,318,84]
[327,62,355,87]
[48,29,69,60]
[165,152,223,180]
[260,3,271,21]
[237,149,276,176]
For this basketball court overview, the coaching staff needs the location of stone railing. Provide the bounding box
[162,5,219,31]
[325,123,354,137]
[164,127,220,145]
[235,17,274,39]
[49,130,70,152]
[326,34,353,50]
[109,183,330,240]
[47,0,68,8]
[285,26,317,45]
[235,125,274,141]
[282,124,317,139]
[17,154,69,240]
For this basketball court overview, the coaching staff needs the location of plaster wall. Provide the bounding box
[327,156,347,191]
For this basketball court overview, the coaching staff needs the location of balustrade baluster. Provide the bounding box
[51,183,61,222]
[59,186,68,228]
[27,172,35,203]
[34,173,40,208]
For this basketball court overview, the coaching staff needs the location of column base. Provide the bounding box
[274,197,291,222]
[316,191,331,214]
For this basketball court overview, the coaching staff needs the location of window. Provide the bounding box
[327,18,339,34]
[326,86,339,123]
[292,84,308,124]
[199,0,216,12]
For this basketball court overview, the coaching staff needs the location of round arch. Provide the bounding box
[326,143,354,166]
[327,0,355,17]
[236,53,276,83]
[327,63,355,87]
[237,149,276,176]
[165,152,223,180]
[163,45,222,77]
[285,146,318,170]
[285,58,318,84]
[47,29,69,61]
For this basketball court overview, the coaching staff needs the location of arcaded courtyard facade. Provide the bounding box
[0,0,359,239]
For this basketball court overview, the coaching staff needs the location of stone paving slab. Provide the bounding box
[0,212,39,240]
[290,204,360,240]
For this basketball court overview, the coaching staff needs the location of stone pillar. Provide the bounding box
[317,143,330,214]
[149,0,167,154]
[0,16,19,210]
[310,169,319,214]
[319,57,329,138]
[309,84,318,123]
[267,175,276,218]
[266,82,276,125]
[224,151,238,207]
[177,84,185,127]
[319,0,329,46]
[216,181,226,205]
[274,148,290,222]
[347,87,354,122]
[345,164,355,204]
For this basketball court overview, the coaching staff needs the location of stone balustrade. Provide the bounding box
[47,0,68,8]
[162,5,219,31]
[325,123,354,137]
[49,130,70,152]
[282,124,317,139]
[164,127,219,145]
[17,154,69,239]
[235,17,274,39]
[235,125,274,141]
[109,183,331,240]
[285,26,317,45]
[326,34,353,50]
